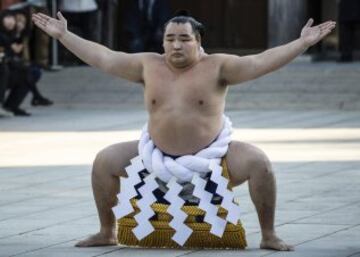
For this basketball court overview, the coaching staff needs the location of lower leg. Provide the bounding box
[4,69,29,110]
[75,155,120,247]
[28,83,42,98]
[248,167,276,237]
[75,141,138,247]
[4,83,29,111]
[92,164,119,236]
[248,163,294,251]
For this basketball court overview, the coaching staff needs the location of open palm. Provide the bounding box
[300,18,336,47]
[32,12,67,39]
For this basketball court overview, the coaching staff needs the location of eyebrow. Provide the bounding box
[165,34,192,38]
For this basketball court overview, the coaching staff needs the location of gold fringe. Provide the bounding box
[117,158,247,249]
[118,217,247,249]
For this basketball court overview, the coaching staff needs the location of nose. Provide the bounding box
[173,40,181,49]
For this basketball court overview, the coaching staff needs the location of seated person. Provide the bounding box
[15,10,53,106]
[0,10,30,116]
[0,46,13,117]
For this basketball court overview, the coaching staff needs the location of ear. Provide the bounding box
[196,35,202,45]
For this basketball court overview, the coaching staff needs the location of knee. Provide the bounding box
[92,146,114,174]
[247,146,273,177]
[227,142,274,185]
[92,143,132,177]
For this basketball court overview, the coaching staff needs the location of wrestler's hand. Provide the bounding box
[32,12,67,40]
[300,18,336,48]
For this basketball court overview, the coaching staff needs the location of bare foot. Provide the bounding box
[75,232,117,247]
[260,234,294,251]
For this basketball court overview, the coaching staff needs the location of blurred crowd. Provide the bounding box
[0,0,53,117]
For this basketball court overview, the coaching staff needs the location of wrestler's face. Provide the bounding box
[163,22,201,68]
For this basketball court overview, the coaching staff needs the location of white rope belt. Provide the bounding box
[139,115,232,183]
[112,115,241,246]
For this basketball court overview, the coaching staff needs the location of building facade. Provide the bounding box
[166,0,340,53]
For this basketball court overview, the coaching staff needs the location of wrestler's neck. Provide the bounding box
[165,52,202,73]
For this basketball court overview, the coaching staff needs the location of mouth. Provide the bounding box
[172,52,183,57]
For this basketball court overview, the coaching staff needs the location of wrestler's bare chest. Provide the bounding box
[141,56,228,155]
[143,57,225,112]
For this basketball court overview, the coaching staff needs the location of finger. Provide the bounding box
[57,11,66,22]
[33,20,47,31]
[32,15,48,27]
[32,15,47,26]
[318,23,330,30]
[320,28,333,38]
[322,22,336,33]
[32,13,48,23]
[304,18,314,28]
[319,21,336,30]
[325,22,336,30]
[319,21,336,31]
[37,12,51,21]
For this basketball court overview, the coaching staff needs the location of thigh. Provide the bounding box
[225,140,272,187]
[94,140,139,177]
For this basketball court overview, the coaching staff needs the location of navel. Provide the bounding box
[152,99,156,105]
[198,100,204,105]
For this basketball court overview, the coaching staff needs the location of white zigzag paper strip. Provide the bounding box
[112,156,143,219]
[132,173,158,240]
[209,160,241,225]
[164,177,192,246]
[192,173,227,237]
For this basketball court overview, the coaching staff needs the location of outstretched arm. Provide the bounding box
[32,12,144,82]
[220,19,336,85]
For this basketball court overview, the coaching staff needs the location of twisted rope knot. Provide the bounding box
[138,116,233,183]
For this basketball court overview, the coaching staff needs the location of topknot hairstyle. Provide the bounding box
[164,10,205,40]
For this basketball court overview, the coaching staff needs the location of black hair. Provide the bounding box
[164,10,205,41]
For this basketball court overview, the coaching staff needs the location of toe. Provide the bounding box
[75,240,88,247]
[287,244,295,251]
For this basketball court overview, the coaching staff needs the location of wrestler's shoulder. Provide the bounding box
[138,52,163,61]
[201,53,233,63]
[135,52,163,65]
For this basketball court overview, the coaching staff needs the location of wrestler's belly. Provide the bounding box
[148,113,223,155]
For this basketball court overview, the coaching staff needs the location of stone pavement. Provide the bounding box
[1,59,360,256]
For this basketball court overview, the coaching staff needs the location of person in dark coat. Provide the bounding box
[14,11,53,106]
[0,10,30,116]
[338,0,360,62]
[122,0,171,53]
[0,46,13,117]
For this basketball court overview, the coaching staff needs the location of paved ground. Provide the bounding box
[1,59,360,256]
